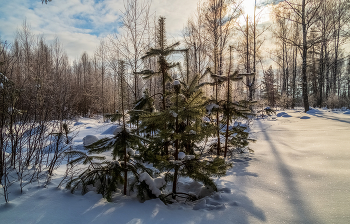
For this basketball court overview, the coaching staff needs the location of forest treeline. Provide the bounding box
[1,0,350,119]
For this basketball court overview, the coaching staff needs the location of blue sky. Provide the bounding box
[0,0,125,59]
[0,0,269,60]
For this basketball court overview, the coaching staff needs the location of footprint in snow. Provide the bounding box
[193,192,232,210]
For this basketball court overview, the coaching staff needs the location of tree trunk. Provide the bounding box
[301,0,310,112]
[292,46,297,109]
[120,61,127,196]
[172,92,179,199]
[224,46,232,158]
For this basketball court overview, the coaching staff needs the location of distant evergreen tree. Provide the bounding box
[262,66,279,107]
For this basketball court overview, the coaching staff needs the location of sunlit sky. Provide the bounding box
[0,0,272,61]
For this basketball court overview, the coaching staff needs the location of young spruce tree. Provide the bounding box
[66,61,152,201]
[138,75,231,202]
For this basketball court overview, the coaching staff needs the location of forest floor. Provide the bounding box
[1,108,350,224]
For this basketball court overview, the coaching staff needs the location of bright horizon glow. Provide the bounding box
[241,0,271,24]
[243,0,257,18]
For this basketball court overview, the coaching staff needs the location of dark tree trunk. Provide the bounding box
[301,0,310,112]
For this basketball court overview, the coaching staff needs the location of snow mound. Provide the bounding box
[83,135,99,146]
[113,127,124,135]
[277,112,287,117]
[101,125,120,135]
[178,152,186,160]
[139,172,165,197]
[198,186,215,198]
[343,111,350,115]
[109,126,130,135]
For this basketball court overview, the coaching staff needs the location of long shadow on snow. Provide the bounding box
[306,110,350,125]
[225,158,258,177]
[257,120,320,223]
[210,157,265,223]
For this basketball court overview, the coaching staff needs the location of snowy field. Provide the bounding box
[1,108,350,223]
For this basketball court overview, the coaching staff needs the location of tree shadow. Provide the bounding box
[225,157,258,177]
[207,156,265,223]
[257,120,320,223]
[306,111,350,124]
[277,112,292,117]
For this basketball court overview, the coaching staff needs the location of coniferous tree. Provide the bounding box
[135,16,187,155]
[129,89,156,134]
[199,65,255,157]
[138,75,231,202]
[135,17,181,111]
[66,61,152,200]
[262,66,278,107]
[222,47,256,157]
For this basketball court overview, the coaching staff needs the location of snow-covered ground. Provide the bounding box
[1,108,350,223]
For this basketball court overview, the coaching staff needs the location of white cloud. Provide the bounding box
[0,0,200,60]
[0,0,123,59]
[150,0,199,37]
[0,0,266,61]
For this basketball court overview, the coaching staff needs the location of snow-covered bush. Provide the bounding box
[325,94,350,109]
